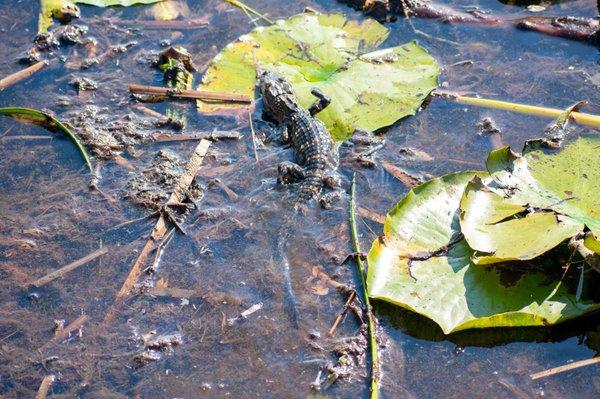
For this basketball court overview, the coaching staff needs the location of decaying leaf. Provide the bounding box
[367,172,600,334]
[39,0,165,32]
[197,12,439,140]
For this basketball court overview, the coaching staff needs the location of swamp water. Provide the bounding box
[0,0,599,397]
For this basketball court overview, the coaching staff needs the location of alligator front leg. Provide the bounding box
[308,88,331,116]
[277,161,305,184]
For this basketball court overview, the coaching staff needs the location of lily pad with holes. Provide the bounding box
[460,135,600,263]
[197,12,440,141]
[366,172,600,334]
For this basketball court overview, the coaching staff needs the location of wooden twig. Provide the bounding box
[33,247,108,287]
[129,84,252,103]
[101,139,212,327]
[328,291,356,336]
[35,375,55,399]
[147,286,197,298]
[40,315,88,350]
[357,207,386,225]
[0,61,47,91]
[381,160,421,188]
[530,356,600,380]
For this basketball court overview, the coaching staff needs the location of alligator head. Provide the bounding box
[258,71,300,124]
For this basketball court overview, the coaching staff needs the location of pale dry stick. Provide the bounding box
[152,131,242,142]
[0,135,53,141]
[248,109,259,161]
[100,139,212,328]
[530,356,600,380]
[39,315,88,351]
[33,247,108,287]
[0,61,47,91]
[129,84,252,103]
[328,291,357,336]
[112,16,210,30]
[35,375,55,399]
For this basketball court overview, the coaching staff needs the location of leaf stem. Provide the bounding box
[441,93,600,129]
[0,107,92,172]
[350,173,380,399]
[221,0,274,25]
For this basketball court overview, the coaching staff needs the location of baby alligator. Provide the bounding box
[259,70,341,205]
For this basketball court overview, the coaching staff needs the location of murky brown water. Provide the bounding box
[0,0,599,397]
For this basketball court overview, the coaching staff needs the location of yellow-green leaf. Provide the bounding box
[367,171,600,334]
[197,12,439,140]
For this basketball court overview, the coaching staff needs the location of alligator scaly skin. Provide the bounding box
[259,71,340,203]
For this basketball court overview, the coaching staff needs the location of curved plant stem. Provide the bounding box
[444,94,600,129]
[0,107,92,172]
[222,0,274,25]
[350,173,380,399]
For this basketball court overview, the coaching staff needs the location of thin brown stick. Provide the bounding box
[148,286,197,298]
[211,178,239,200]
[381,160,421,188]
[328,291,357,336]
[129,84,252,103]
[35,375,55,399]
[40,315,88,350]
[530,356,600,380]
[101,139,211,327]
[33,247,108,287]
[133,104,165,119]
[357,206,386,225]
[0,61,47,91]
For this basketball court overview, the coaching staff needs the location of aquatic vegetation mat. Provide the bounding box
[197,12,439,140]
[367,170,600,334]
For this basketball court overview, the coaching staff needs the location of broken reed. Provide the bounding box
[438,92,600,129]
[350,174,380,399]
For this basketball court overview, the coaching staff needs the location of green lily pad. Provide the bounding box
[39,0,164,32]
[197,12,440,140]
[459,177,584,264]
[460,135,600,263]
[367,172,600,334]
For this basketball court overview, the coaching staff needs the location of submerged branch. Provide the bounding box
[350,174,380,399]
[0,61,47,91]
